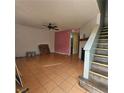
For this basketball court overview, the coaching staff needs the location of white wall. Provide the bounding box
[49,31,55,52]
[79,14,100,59]
[15,24,54,57]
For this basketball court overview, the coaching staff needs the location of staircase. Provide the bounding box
[79,26,108,93]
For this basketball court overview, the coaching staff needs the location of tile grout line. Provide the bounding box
[16,54,84,93]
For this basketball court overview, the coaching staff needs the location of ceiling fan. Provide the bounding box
[42,23,59,30]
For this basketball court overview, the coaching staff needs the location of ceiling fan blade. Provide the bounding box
[55,28,59,30]
[41,28,45,29]
[43,25,47,26]
[41,26,46,29]
[53,26,57,28]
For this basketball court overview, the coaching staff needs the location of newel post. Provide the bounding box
[83,50,91,79]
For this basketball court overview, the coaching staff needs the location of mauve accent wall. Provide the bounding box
[55,30,70,55]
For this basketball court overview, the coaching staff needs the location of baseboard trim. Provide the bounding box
[55,51,70,56]
[16,56,26,59]
[16,54,40,59]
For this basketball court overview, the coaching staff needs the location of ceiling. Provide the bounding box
[16,0,99,30]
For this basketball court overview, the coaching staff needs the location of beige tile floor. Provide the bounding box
[16,53,88,93]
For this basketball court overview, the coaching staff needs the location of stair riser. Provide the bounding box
[89,73,108,86]
[101,30,108,32]
[101,31,108,33]
[100,33,108,35]
[94,56,108,63]
[103,27,108,28]
[91,64,108,75]
[99,36,108,39]
[95,50,108,55]
[98,40,108,43]
[97,44,108,49]
[101,28,108,31]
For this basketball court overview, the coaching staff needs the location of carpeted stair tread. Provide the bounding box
[95,49,108,56]
[103,26,108,28]
[94,54,108,58]
[97,42,108,45]
[99,36,108,39]
[92,61,108,66]
[101,29,108,32]
[99,35,108,39]
[100,32,108,34]
[94,56,108,63]
[100,34,108,36]
[98,38,108,40]
[79,77,108,93]
[96,48,108,50]
[98,39,108,43]
[97,43,108,49]
[90,68,108,77]
[100,33,108,35]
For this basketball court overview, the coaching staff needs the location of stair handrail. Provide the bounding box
[83,24,100,79]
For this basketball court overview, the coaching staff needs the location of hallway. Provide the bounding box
[16,54,88,93]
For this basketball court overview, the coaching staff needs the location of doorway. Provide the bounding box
[70,32,80,56]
